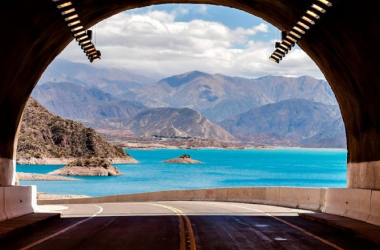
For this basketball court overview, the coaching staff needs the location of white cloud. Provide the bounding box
[57,10,323,79]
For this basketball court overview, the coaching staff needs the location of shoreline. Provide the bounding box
[18,172,79,181]
[16,148,347,166]
[17,157,139,165]
[37,192,90,200]
[126,146,347,151]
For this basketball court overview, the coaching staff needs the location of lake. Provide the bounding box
[18,148,347,197]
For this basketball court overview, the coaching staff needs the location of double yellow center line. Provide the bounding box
[150,204,196,250]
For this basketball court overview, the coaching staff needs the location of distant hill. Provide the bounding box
[17,98,135,161]
[132,71,337,122]
[302,118,346,148]
[32,82,147,128]
[124,107,236,141]
[39,59,156,97]
[219,99,346,147]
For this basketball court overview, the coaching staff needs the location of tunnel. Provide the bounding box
[0,0,379,213]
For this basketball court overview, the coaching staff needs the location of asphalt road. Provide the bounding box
[1,201,378,250]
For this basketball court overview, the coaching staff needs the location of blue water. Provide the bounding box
[18,148,347,197]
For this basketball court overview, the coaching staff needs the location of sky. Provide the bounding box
[57,4,323,79]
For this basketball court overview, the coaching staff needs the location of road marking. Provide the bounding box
[217,203,343,250]
[149,203,197,250]
[19,205,103,250]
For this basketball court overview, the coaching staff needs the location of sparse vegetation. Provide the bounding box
[17,98,133,160]
[179,154,191,159]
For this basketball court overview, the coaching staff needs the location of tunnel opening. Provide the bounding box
[1,0,380,191]
[15,3,348,199]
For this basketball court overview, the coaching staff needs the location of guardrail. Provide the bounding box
[38,187,380,227]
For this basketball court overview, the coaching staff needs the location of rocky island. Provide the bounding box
[49,158,122,176]
[163,154,203,164]
[17,98,138,164]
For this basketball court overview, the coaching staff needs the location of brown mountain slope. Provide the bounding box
[125,107,236,141]
[17,98,137,163]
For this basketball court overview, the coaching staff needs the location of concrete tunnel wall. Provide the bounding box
[0,0,380,189]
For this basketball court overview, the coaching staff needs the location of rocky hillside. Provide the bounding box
[17,98,136,162]
[219,99,345,147]
[124,107,236,141]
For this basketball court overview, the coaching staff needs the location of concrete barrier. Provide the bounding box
[193,188,228,201]
[264,187,280,206]
[322,188,372,222]
[367,190,380,226]
[297,188,325,211]
[227,187,266,203]
[4,185,36,219]
[36,187,380,227]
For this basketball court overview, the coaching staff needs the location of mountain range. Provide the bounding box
[219,99,345,148]
[33,59,346,148]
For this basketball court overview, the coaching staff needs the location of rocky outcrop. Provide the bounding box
[17,98,137,163]
[163,154,203,164]
[49,158,122,176]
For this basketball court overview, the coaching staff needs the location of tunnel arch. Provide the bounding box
[1,0,379,189]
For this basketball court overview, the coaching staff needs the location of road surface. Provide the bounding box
[0,201,378,249]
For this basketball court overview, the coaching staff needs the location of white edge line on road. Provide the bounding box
[19,204,103,250]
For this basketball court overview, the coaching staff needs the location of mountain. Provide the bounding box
[32,82,147,128]
[17,98,135,161]
[219,99,345,147]
[302,118,346,148]
[132,71,337,122]
[124,107,236,141]
[39,59,156,97]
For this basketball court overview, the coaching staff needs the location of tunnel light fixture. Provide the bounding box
[76,35,89,41]
[53,0,101,63]
[312,4,326,13]
[82,43,94,49]
[289,31,302,39]
[80,39,91,46]
[269,0,333,64]
[73,30,86,37]
[70,26,83,32]
[306,10,320,19]
[277,47,288,54]
[270,57,277,62]
[65,14,78,21]
[87,50,98,56]
[280,43,291,50]
[57,2,72,9]
[302,16,316,25]
[68,20,80,27]
[297,21,310,30]
[286,35,298,43]
[85,47,96,53]
[61,8,75,15]
[293,26,306,34]
[317,0,333,7]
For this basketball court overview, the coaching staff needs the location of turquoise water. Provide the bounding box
[18,148,347,197]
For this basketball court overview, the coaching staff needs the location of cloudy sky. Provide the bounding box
[57,4,323,79]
